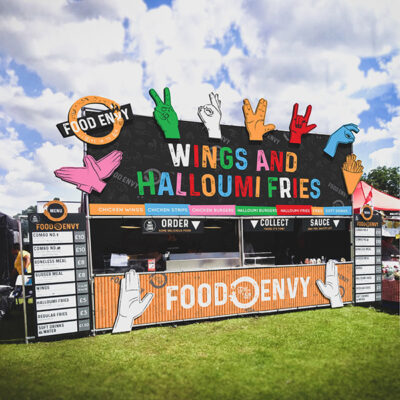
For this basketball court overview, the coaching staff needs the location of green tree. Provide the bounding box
[362,166,400,197]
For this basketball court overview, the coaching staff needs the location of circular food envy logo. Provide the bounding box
[143,219,156,232]
[361,204,373,221]
[68,96,124,145]
[43,201,68,222]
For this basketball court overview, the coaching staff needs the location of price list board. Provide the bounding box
[28,213,91,339]
[354,212,382,303]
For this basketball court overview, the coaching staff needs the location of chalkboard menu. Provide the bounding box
[28,211,91,338]
[354,208,382,303]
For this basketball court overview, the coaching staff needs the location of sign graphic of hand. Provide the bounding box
[242,98,275,141]
[316,259,343,308]
[149,87,180,139]
[198,92,222,139]
[54,150,123,194]
[289,103,317,144]
[323,124,359,157]
[112,270,154,334]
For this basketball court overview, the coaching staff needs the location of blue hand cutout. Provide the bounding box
[324,123,359,157]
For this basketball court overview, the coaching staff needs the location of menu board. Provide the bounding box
[29,213,91,338]
[354,211,382,303]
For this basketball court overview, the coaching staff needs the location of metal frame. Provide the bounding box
[17,217,29,344]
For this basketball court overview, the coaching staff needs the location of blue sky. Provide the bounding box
[0,0,399,215]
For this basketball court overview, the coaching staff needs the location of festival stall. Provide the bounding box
[22,91,382,340]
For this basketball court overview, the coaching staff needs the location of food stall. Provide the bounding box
[23,93,372,340]
[83,111,355,333]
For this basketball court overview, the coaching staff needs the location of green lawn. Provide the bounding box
[0,306,399,400]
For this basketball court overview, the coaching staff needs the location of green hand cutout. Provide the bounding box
[149,87,180,139]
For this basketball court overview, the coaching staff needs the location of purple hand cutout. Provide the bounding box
[54,150,123,193]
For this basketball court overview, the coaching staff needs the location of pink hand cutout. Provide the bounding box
[54,150,122,193]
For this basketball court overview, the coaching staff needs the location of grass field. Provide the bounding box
[0,306,399,400]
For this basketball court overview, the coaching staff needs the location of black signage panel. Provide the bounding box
[57,104,134,138]
[28,213,91,339]
[87,116,352,208]
[243,218,294,232]
[302,217,347,231]
[142,218,204,234]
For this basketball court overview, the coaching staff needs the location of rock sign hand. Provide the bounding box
[289,103,317,144]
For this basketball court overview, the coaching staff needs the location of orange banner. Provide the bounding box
[89,204,145,216]
[94,264,353,330]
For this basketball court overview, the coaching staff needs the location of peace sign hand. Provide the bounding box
[149,87,180,139]
[242,98,275,141]
[289,103,317,144]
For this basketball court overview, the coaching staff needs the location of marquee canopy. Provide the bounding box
[353,181,400,211]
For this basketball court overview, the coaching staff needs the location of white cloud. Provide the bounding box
[369,138,400,169]
[0,127,82,216]
[0,0,399,216]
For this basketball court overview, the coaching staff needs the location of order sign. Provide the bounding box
[29,212,91,339]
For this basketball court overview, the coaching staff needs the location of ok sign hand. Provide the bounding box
[149,87,180,139]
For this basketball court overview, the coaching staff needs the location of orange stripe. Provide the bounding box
[94,264,353,329]
[89,204,145,216]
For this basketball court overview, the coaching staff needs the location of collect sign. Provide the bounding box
[301,218,346,232]
[142,218,203,234]
[87,115,352,217]
[243,218,294,232]
[29,212,91,338]
[354,209,382,303]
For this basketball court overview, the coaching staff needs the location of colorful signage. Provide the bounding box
[87,116,352,216]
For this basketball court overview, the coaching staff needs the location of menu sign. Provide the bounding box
[142,218,204,234]
[301,218,347,232]
[243,218,294,232]
[29,212,91,338]
[354,208,382,303]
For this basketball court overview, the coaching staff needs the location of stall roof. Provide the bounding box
[0,212,18,230]
[353,181,400,211]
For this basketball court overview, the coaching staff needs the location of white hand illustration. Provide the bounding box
[316,259,343,308]
[198,92,222,139]
[112,270,154,333]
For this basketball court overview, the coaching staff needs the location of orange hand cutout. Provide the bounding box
[242,98,276,141]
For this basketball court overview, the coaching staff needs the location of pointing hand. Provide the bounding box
[242,98,275,141]
[198,92,222,139]
[316,259,343,308]
[149,87,180,139]
[113,270,154,333]
[289,103,317,144]
[324,124,359,157]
